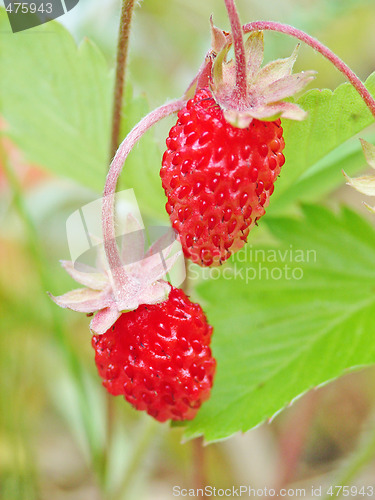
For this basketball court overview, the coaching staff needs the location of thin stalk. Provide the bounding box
[104,393,116,489]
[110,0,137,160]
[276,390,319,489]
[103,99,186,292]
[0,144,105,485]
[192,437,207,498]
[224,0,247,100]
[242,21,375,119]
[107,0,138,482]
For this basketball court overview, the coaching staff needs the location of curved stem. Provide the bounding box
[192,437,207,494]
[243,21,375,119]
[276,390,319,489]
[103,99,186,291]
[224,0,247,100]
[110,0,137,160]
[106,0,138,487]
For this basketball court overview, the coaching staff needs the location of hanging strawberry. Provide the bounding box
[161,28,315,266]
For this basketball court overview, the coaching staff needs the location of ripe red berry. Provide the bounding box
[92,287,216,422]
[160,88,285,266]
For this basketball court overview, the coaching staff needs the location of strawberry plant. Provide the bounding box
[2,0,375,498]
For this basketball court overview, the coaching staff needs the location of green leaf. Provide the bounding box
[270,72,375,209]
[270,131,375,211]
[183,205,375,442]
[0,11,112,192]
[0,10,167,219]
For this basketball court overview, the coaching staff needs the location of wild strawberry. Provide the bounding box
[92,286,215,422]
[50,215,216,421]
[161,29,315,266]
[161,88,285,266]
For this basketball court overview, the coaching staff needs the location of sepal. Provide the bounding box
[49,216,183,334]
[89,304,122,335]
[344,139,375,211]
[211,31,315,127]
[210,16,227,54]
[48,288,111,313]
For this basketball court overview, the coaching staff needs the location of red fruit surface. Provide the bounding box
[92,287,216,422]
[160,88,285,266]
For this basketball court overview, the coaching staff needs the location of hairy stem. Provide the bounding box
[192,437,207,497]
[224,0,247,100]
[107,0,138,482]
[242,21,375,119]
[110,0,137,160]
[276,390,319,489]
[103,99,186,290]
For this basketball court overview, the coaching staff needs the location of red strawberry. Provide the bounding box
[161,87,285,266]
[160,29,314,267]
[51,217,215,421]
[92,287,216,422]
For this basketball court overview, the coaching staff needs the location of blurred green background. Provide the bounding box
[2,0,375,498]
